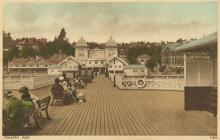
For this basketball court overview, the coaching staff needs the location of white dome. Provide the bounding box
[76,36,88,47]
[106,36,117,47]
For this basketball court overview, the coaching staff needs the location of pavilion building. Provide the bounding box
[75,36,118,74]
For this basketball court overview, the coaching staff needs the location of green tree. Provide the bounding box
[37,28,75,57]
[20,47,37,58]
[58,28,66,40]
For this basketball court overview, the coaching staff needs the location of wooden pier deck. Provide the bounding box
[29,75,216,135]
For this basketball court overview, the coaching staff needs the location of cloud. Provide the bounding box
[4,2,217,42]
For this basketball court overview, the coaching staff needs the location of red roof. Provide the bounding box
[16,38,47,45]
[10,57,60,65]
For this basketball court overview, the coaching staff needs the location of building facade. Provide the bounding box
[75,36,118,74]
[161,43,184,74]
[124,65,148,77]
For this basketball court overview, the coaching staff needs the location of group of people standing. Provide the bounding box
[51,76,86,105]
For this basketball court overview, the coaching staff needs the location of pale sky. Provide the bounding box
[3,2,218,43]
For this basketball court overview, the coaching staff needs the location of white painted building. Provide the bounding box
[107,56,128,79]
[59,56,80,72]
[75,36,118,74]
[124,65,148,77]
[48,65,64,75]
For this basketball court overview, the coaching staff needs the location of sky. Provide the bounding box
[3,2,218,43]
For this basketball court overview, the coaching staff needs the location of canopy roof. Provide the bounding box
[175,32,217,51]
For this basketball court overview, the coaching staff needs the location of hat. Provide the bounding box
[59,76,64,81]
[55,78,60,83]
[4,90,13,97]
[19,86,29,93]
[62,81,67,86]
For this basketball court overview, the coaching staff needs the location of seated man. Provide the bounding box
[19,87,41,126]
[51,78,65,98]
[3,90,33,132]
[51,78,72,105]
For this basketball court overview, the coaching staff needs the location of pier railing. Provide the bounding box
[111,74,184,91]
[3,74,74,90]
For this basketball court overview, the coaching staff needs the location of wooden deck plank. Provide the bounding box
[30,75,217,136]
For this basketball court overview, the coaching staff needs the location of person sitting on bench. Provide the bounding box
[51,78,72,105]
[19,87,42,126]
[4,90,26,131]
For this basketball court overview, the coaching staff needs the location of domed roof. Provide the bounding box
[106,36,117,47]
[76,36,88,47]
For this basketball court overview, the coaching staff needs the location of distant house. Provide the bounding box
[161,42,185,74]
[8,57,50,74]
[124,65,148,77]
[58,56,80,73]
[8,50,67,75]
[136,54,151,65]
[107,56,128,76]
[16,37,47,50]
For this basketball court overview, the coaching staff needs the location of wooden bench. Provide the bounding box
[35,96,51,129]
[3,96,51,134]
[51,92,65,106]
[36,96,51,119]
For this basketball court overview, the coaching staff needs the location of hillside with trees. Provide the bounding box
[3,28,75,64]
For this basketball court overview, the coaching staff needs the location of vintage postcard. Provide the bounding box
[1,0,219,140]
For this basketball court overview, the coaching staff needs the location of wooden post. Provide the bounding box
[114,75,116,87]
[184,53,187,86]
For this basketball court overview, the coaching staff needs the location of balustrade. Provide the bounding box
[115,75,184,90]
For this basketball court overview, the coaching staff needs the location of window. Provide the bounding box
[119,65,121,68]
[110,66,112,68]
[95,61,98,64]
[101,61,104,64]
[109,54,111,57]
[141,70,145,72]
[133,70,137,72]
[115,65,117,68]
[89,61,92,64]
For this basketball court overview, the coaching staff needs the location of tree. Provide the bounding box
[58,28,66,40]
[176,38,183,43]
[20,47,37,58]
